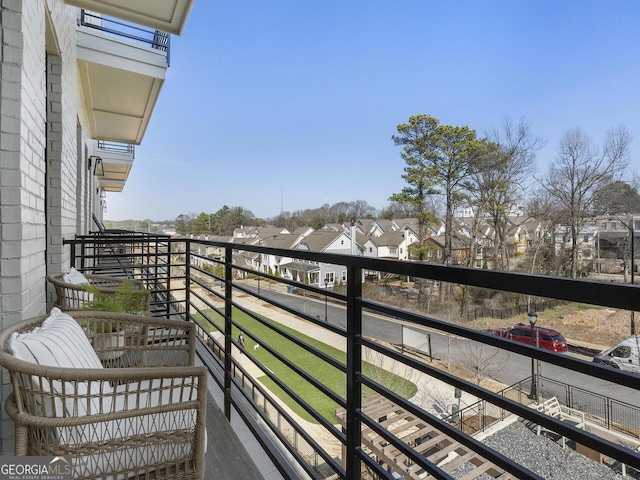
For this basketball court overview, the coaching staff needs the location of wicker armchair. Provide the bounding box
[0,310,207,479]
[47,272,151,313]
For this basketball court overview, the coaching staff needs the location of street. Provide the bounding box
[242,284,640,409]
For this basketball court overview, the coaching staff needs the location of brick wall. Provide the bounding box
[0,0,96,453]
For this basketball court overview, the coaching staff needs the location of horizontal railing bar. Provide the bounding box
[192,239,640,312]
[77,234,640,311]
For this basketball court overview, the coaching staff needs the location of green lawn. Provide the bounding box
[195,308,417,423]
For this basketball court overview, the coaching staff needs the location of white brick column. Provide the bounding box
[0,0,48,454]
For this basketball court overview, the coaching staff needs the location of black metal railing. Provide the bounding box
[63,234,640,480]
[540,375,640,437]
[79,10,170,66]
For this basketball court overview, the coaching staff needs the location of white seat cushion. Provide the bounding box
[9,308,112,415]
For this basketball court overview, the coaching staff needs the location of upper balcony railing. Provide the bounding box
[63,233,640,480]
[79,10,170,66]
[97,140,135,157]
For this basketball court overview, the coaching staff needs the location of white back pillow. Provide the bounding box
[63,267,89,285]
[9,308,111,415]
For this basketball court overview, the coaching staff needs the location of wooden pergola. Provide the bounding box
[335,395,517,480]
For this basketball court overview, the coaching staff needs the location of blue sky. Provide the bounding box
[106,0,640,221]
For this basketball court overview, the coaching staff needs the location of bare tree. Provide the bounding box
[362,346,422,400]
[483,117,545,271]
[542,126,631,277]
[456,341,508,386]
[522,191,563,278]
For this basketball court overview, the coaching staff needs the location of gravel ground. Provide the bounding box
[448,421,636,480]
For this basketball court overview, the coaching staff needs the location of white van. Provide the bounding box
[593,335,640,373]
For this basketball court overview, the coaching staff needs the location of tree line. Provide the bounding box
[174,200,385,236]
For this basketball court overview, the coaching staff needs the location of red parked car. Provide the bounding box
[493,324,568,353]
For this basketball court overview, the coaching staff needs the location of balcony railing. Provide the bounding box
[63,233,640,479]
[97,140,135,157]
[79,10,170,66]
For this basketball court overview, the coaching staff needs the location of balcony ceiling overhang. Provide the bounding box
[63,0,194,35]
[98,156,133,193]
[77,29,167,145]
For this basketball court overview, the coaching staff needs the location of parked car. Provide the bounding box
[493,324,568,353]
[593,335,640,373]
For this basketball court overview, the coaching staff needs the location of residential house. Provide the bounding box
[553,225,598,270]
[283,230,353,286]
[376,218,396,234]
[363,232,415,261]
[424,235,472,265]
[232,225,289,240]
[356,218,385,237]
[190,234,232,267]
[594,215,639,275]
[506,216,530,256]
[233,226,257,239]
[255,233,302,277]
[452,218,488,268]
[521,217,547,248]
[255,226,290,240]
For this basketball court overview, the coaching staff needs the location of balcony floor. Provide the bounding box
[204,372,284,480]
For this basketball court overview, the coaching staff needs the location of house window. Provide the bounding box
[390,247,398,255]
[400,248,403,254]
[341,271,347,282]
[437,250,442,258]
[369,247,372,252]
[325,272,334,284]
[309,272,318,284]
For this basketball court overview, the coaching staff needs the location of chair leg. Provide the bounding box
[14,425,28,455]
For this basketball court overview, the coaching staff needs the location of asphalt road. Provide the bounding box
[243,285,640,410]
